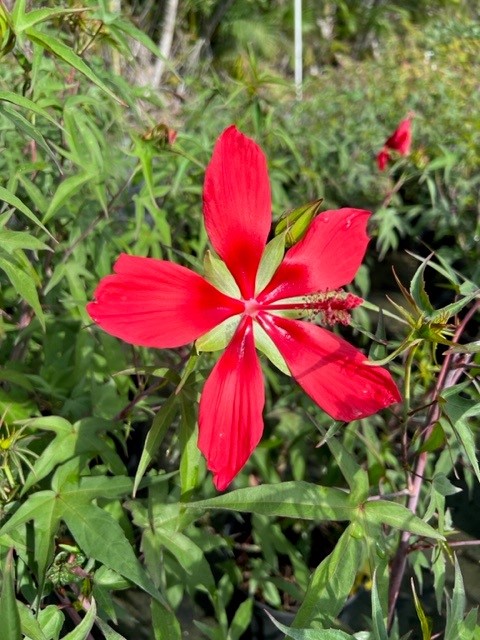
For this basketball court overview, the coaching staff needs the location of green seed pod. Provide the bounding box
[274,198,323,247]
[0,2,15,58]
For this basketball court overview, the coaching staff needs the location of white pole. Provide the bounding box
[294,0,303,100]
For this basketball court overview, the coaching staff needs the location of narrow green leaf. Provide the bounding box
[92,617,127,640]
[327,437,369,504]
[0,549,22,640]
[445,556,466,640]
[0,91,62,128]
[17,601,48,640]
[0,229,50,253]
[371,571,388,640]
[0,185,53,237]
[442,389,480,483]
[154,528,215,592]
[42,172,95,223]
[411,579,433,640]
[133,395,178,495]
[446,340,480,355]
[151,600,181,640]
[364,500,444,539]
[292,524,363,628]
[0,256,45,329]
[25,28,122,104]
[409,257,434,315]
[255,232,285,295]
[16,7,89,32]
[265,611,354,639]
[179,394,201,497]
[61,599,97,640]
[229,599,253,640]
[429,290,479,323]
[185,482,354,521]
[0,104,60,171]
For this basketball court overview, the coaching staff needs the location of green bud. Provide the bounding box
[274,198,323,247]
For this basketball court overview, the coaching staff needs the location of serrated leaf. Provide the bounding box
[62,501,163,603]
[185,482,354,521]
[364,501,444,539]
[0,549,21,640]
[25,28,121,104]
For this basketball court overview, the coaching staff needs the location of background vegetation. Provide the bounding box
[0,1,479,639]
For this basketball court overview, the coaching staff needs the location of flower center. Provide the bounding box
[244,298,260,318]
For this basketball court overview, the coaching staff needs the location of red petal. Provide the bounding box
[198,319,265,490]
[203,126,272,298]
[377,148,390,171]
[385,117,412,155]
[261,315,400,421]
[259,208,371,303]
[86,254,243,348]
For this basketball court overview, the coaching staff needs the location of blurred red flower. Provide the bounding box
[377,116,412,171]
[87,126,400,490]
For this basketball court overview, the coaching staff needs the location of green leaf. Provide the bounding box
[255,232,286,295]
[133,395,178,495]
[17,601,48,640]
[363,500,444,539]
[15,7,89,32]
[0,255,45,329]
[61,599,96,640]
[441,389,480,483]
[37,605,64,640]
[93,617,127,640]
[179,393,201,497]
[327,437,369,504]
[42,172,95,223]
[0,229,50,253]
[265,610,354,639]
[153,528,215,592]
[411,579,433,640]
[0,104,61,171]
[0,549,21,640]
[0,185,53,237]
[203,250,240,298]
[229,599,253,640]
[446,340,480,355]
[409,256,434,315]
[292,523,363,628]
[185,482,354,521]
[62,501,163,603]
[445,556,466,640]
[371,570,388,640]
[0,90,62,128]
[25,28,121,104]
[151,600,181,640]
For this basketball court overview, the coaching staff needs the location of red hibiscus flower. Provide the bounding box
[377,116,412,171]
[87,126,400,490]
